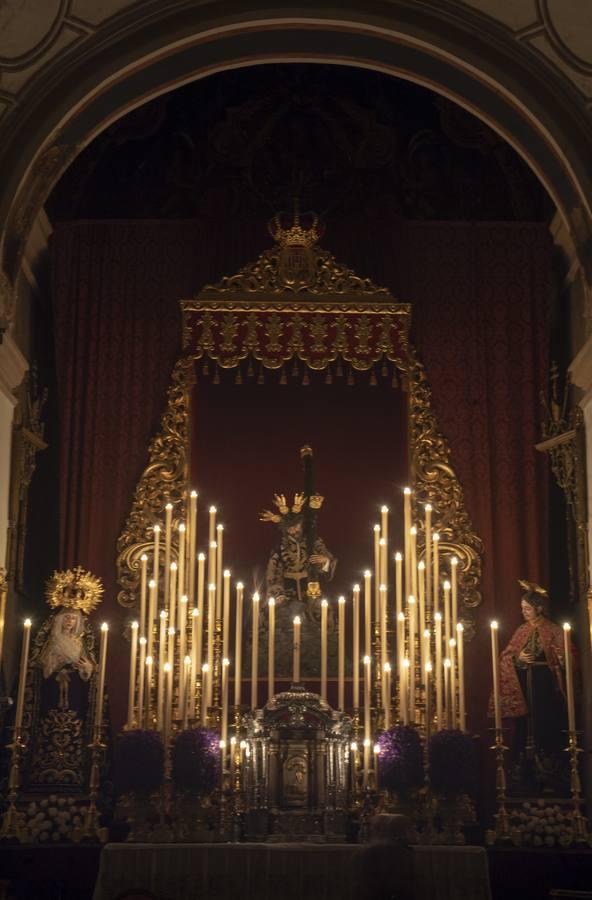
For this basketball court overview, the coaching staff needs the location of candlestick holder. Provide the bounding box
[487,727,512,844]
[565,730,591,845]
[80,726,107,842]
[0,728,26,841]
[210,619,222,728]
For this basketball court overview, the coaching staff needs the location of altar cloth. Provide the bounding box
[92,842,491,900]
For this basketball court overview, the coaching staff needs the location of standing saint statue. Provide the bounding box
[23,566,104,788]
[259,447,337,678]
[498,580,575,793]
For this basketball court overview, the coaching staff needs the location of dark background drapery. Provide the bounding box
[49,216,551,736]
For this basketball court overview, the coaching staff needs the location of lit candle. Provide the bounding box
[401,657,410,726]
[456,622,466,732]
[138,635,147,720]
[182,655,191,729]
[443,658,451,729]
[363,738,371,789]
[490,621,501,731]
[223,569,231,662]
[191,608,199,720]
[449,637,457,727]
[338,595,345,710]
[164,503,173,613]
[157,610,167,730]
[379,536,388,615]
[127,621,139,729]
[364,570,372,658]
[293,616,301,683]
[433,533,440,615]
[152,524,160,595]
[251,593,260,710]
[167,626,175,666]
[164,661,172,740]
[374,525,381,623]
[418,560,426,667]
[425,504,432,618]
[169,562,177,635]
[216,524,224,620]
[563,623,576,733]
[363,656,372,785]
[395,552,403,631]
[95,623,109,732]
[178,523,186,607]
[268,597,276,700]
[144,655,153,729]
[196,553,205,674]
[403,488,411,600]
[235,582,244,705]
[139,554,148,638]
[147,579,157,661]
[435,612,443,730]
[178,594,188,717]
[410,526,418,601]
[221,657,230,744]
[397,612,406,722]
[451,556,458,628]
[14,619,32,732]
[423,629,430,683]
[383,662,391,730]
[208,507,217,584]
[201,663,209,725]
[373,743,380,790]
[230,736,237,778]
[207,583,215,707]
[321,598,328,701]
[443,579,451,649]
[352,585,360,709]
[188,491,198,607]
[219,739,226,783]
[408,595,416,722]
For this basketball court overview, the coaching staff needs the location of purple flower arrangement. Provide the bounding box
[428,729,477,796]
[171,728,220,796]
[114,729,164,795]
[377,726,424,796]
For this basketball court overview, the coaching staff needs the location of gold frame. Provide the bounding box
[116,238,483,631]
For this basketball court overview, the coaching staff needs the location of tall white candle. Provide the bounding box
[397,612,406,722]
[152,524,160,595]
[196,553,205,675]
[443,658,451,729]
[14,618,32,732]
[164,503,173,613]
[379,583,387,672]
[127,621,139,729]
[490,621,501,731]
[352,584,360,709]
[169,562,177,635]
[403,488,411,601]
[191,608,199,720]
[216,524,224,619]
[364,570,372,658]
[374,525,381,623]
[178,594,188,717]
[221,657,229,744]
[201,663,209,725]
[138,635,147,721]
[408,595,416,722]
[433,534,440,615]
[144,655,153,729]
[379,535,387,608]
[178,523,186,607]
[424,504,432,618]
[95,623,109,731]
[139,554,148,638]
[268,597,276,700]
[338,595,345,711]
[456,622,466,732]
[147,579,157,661]
[443,579,451,649]
[188,491,198,607]
[425,661,432,745]
[251,592,260,710]
[157,610,167,731]
[563,623,576,733]
[449,637,457,727]
[167,626,175,666]
[363,655,371,747]
[435,612,443,730]
[223,569,231,662]
[401,657,410,726]
[418,560,426,667]
[395,552,403,630]
[293,616,301,683]
[235,582,244,705]
[383,662,391,730]
[182,655,191,730]
[207,583,215,708]
[321,598,328,701]
[208,507,217,585]
[164,661,172,741]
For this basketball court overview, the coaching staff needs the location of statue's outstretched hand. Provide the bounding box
[260,510,281,523]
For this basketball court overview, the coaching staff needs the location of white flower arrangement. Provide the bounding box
[18,795,87,843]
[509,799,576,848]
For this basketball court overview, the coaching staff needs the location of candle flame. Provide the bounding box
[268,597,275,607]
[170,562,177,571]
[363,738,371,747]
[154,524,160,533]
[395,552,402,561]
[451,556,458,565]
[398,612,405,622]
[423,629,430,638]
[425,503,432,512]
[384,662,391,672]
[224,569,230,577]
[190,490,197,498]
[132,621,139,629]
[363,655,371,665]
[149,579,156,589]
[184,656,191,665]
[237,582,244,589]
[209,583,216,591]
[209,506,217,514]
[165,503,173,511]
[435,612,442,622]
[404,487,411,495]
[449,638,456,648]
[24,618,32,627]
[293,616,301,625]
[210,541,217,549]
[443,580,451,590]
[198,553,205,561]
[321,598,328,608]
[410,526,417,535]
[457,622,464,633]
[374,524,380,532]
[179,523,185,532]
[444,658,451,668]
[168,627,175,636]
[408,595,415,604]
[351,741,358,751]
[379,584,386,592]
[338,595,345,604]
[490,620,498,630]
[373,743,380,754]
[364,570,372,578]
[219,740,226,749]
[180,594,188,604]
[160,610,167,619]
[202,663,209,672]
[139,636,147,645]
[433,533,440,542]
[141,553,148,562]
[381,505,389,513]
[101,622,109,632]
[403,658,410,668]
[222,658,229,666]
[252,592,260,602]
[379,538,386,546]
[192,608,199,617]
[146,656,153,665]
[217,523,224,532]
[230,736,236,745]
[418,560,425,570]
[353,583,360,591]
[426,662,433,673]
[164,662,171,672]
[563,622,572,631]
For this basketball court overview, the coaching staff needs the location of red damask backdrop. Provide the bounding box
[50,216,550,741]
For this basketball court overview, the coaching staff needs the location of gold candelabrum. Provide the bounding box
[490,727,512,843]
[0,728,26,840]
[81,724,107,841]
[566,730,590,845]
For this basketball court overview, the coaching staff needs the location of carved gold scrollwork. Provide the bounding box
[115,356,195,607]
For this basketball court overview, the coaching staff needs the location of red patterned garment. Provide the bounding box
[498,618,567,718]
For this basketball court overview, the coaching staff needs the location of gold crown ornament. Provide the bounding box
[268,208,322,249]
[46,566,104,614]
[518,579,548,598]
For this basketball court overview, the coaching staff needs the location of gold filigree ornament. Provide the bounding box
[46,566,103,614]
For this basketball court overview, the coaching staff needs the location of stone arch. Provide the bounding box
[1,2,592,309]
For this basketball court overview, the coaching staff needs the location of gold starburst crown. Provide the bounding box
[46,566,104,614]
[518,579,548,597]
[268,208,322,248]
